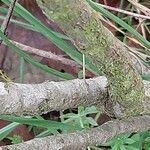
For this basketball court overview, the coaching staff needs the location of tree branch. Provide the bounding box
[8,40,150,75]
[12,41,80,70]
[1,115,150,150]
[0,77,108,115]
[36,0,145,118]
[0,76,150,115]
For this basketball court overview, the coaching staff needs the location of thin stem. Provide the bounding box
[98,3,150,20]
[1,0,18,34]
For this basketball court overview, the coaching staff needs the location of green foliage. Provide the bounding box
[7,135,23,145]
[0,115,79,133]
[35,105,100,138]
[35,129,59,138]
[99,131,150,150]
[0,107,100,139]
[61,106,100,129]
[0,30,75,80]
[87,0,150,49]
[0,122,20,141]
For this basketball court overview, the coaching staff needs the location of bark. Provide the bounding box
[0,77,107,115]
[0,77,150,115]
[1,115,150,150]
[36,0,145,118]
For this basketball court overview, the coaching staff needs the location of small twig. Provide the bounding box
[1,0,18,34]
[103,0,107,5]
[10,40,81,69]
[83,54,86,81]
[135,0,146,39]
[98,3,150,20]
[128,0,150,17]
[0,0,18,72]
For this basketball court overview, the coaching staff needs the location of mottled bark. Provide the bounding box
[0,77,150,115]
[1,115,150,150]
[0,77,107,115]
[36,0,145,118]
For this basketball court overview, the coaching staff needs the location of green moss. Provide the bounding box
[75,15,144,117]
[36,0,144,117]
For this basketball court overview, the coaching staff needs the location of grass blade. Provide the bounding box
[0,30,75,80]
[86,0,150,49]
[0,115,78,131]
[0,122,20,141]
[2,0,101,75]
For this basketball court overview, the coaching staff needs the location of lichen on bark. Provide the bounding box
[36,0,145,118]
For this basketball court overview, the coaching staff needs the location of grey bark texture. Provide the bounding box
[0,77,107,115]
[0,77,150,116]
[1,115,150,150]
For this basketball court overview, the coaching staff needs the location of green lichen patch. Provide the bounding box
[36,0,145,118]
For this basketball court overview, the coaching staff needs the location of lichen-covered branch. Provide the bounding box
[0,77,150,115]
[36,0,145,118]
[1,115,150,150]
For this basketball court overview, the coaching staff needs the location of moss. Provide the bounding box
[36,0,145,117]
[79,16,144,116]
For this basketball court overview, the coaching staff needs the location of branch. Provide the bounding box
[1,115,150,150]
[128,0,150,17]
[0,77,108,115]
[9,41,150,75]
[13,41,80,68]
[0,0,17,34]
[0,76,150,115]
[36,0,145,118]
[98,3,150,20]
[12,41,83,76]
[11,41,150,76]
